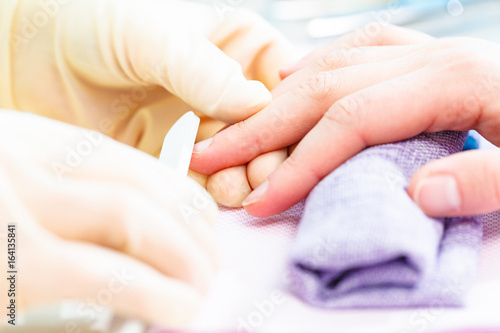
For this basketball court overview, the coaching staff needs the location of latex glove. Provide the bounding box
[0,110,219,328]
[0,0,294,152]
[0,0,295,207]
[190,25,500,217]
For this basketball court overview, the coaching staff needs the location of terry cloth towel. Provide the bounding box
[288,131,483,308]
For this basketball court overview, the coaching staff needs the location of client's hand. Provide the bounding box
[191,25,500,217]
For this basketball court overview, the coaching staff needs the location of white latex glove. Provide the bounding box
[0,0,294,148]
[0,110,219,329]
[0,0,295,207]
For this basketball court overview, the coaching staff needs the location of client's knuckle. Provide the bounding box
[233,121,262,157]
[298,71,340,100]
[315,50,350,71]
[323,95,363,130]
[432,45,483,74]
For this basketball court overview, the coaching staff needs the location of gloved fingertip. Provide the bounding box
[211,80,271,123]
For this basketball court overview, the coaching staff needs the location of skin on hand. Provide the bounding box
[0,111,219,328]
[190,25,500,217]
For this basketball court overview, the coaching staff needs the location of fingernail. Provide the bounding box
[242,180,268,207]
[414,175,461,216]
[193,138,212,154]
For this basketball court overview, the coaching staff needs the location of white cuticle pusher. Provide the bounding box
[159,111,200,176]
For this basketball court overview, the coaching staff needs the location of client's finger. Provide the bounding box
[280,24,433,78]
[273,44,420,98]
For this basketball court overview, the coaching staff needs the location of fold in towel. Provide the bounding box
[288,131,483,308]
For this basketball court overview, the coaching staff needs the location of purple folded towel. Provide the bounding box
[288,131,483,308]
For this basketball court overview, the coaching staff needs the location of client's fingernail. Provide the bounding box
[193,138,213,154]
[414,175,461,216]
[242,180,268,207]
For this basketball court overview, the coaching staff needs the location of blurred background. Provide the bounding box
[197,0,500,54]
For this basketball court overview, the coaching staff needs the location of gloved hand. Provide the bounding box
[0,110,219,328]
[0,0,295,207]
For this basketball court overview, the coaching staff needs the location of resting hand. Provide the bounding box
[190,25,500,217]
[0,111,218,328]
